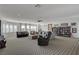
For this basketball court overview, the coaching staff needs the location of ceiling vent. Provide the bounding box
[35,4,41,8]
[37,20,42,22]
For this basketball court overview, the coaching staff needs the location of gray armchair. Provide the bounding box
[38,31,52,46]
[0,35,6,48]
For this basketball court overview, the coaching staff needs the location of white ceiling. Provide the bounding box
[0,4,79,23]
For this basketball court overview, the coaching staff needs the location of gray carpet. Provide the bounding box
[0,36,79,55]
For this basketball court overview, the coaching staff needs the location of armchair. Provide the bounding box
[0,35,6,48]
[38,31,52,46]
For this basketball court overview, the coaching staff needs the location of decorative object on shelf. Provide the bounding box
[72,28,77,33]
[71,23,76,26]
[54,24,59,27]
[61,23,68,27]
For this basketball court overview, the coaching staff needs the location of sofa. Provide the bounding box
[0,35,6,48]
[16,31,29,38]
[38,31,52,46]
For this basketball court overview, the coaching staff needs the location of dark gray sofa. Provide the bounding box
[16,31,29,38]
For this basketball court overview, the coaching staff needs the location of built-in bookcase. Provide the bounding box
[52,26,71,37]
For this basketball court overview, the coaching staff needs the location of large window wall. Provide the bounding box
[21,24,26,31]
[14,25,18,32]
[2,22,18,34]
[20,24,37,32]
[1,21,38,34]
[31,25,37,31]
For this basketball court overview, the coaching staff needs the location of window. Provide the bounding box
[6,24,9,33]
[2,22,38,34]
[21,24,25,31]
[31,25,37,31]
[2,24,6,33]
[14,25,17,32]
[10,24,13,32]
[27,25,30,29]
[26,24,30,33]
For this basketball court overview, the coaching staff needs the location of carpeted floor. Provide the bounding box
[0,36,79,55]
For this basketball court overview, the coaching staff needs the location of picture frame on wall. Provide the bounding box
[72,28,77,33]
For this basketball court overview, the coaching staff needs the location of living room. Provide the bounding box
[0,4,79,55]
